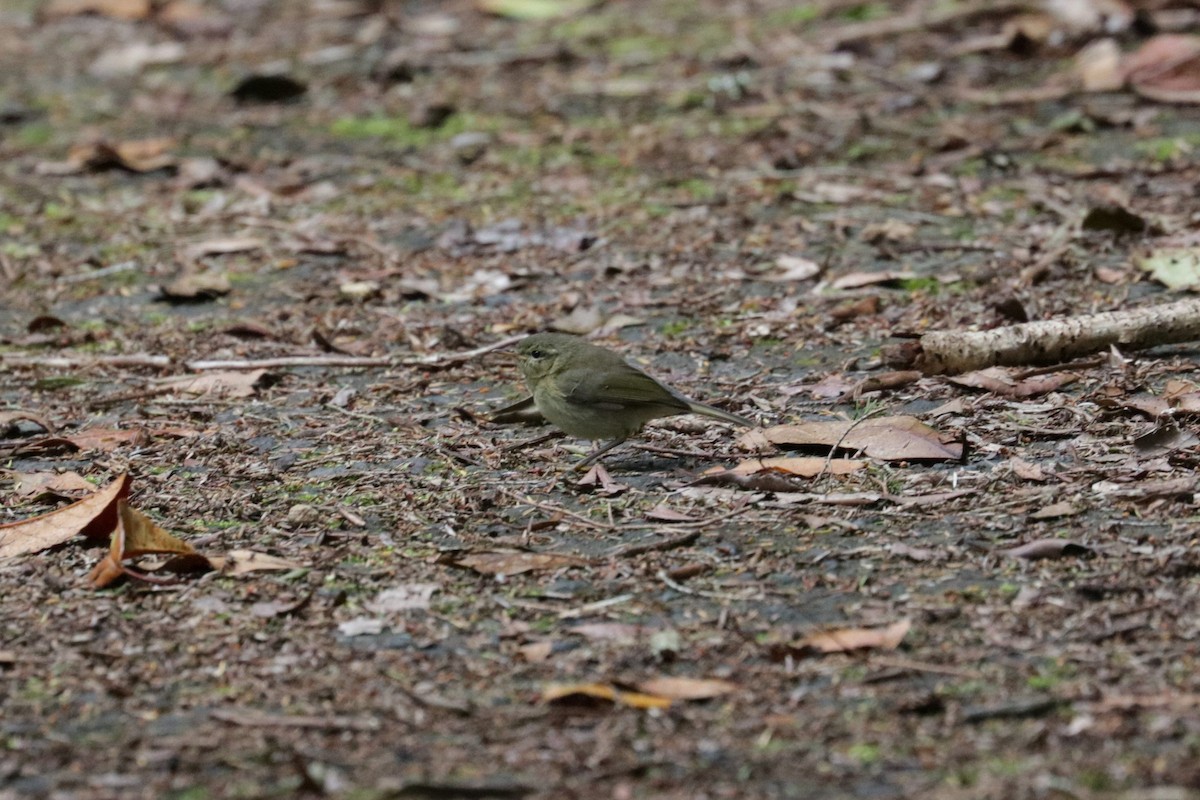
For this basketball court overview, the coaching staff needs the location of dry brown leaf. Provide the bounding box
[636,677,737,700]
[0,410,54,434]
[66,428,149,452]
[208,549,304,575]
[830,270,918,289]
[724,456,865,478]
[751,417,963,462]
[806,374,859,399]
[160,272,232,300]
[159,369,269,398]
[250,594,311,618]
[541,683,672,709]
[9,471,96,498]
[1077,37,1123,92]
[765,255,821,282]
[89,501,208,588]
[519,641,554,662]
[576,463,627,495]
[1010,457,1048,482]
[859,219,915,244]
[185,237,266,260]
[157,0,233,36]
[439,550,590,576]
[793,619,911,655]
[41,138,177,175]
[1029,501,1081,520]
[149,426,205,439]
[1134,422,1200,456]
[1124,34,1200,104]
[643,505,699,523]
[888,543,939,562]
[0,473,130,559]
[949,367,1079,398]
[1005,539,1092,559]
[569,623,650,643]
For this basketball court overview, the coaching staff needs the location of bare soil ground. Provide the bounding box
[4,1,1200,798]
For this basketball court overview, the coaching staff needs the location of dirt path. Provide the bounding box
[3,1,1200,797]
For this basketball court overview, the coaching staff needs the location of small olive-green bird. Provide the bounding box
[501,332,754,468]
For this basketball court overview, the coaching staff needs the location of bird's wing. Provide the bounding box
[488,395,545,426]
[559,364,690,413]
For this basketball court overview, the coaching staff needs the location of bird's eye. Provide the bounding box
[529,349,546,359]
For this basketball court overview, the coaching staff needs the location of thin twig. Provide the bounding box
[185,334,526,371]
[557,593,636,619]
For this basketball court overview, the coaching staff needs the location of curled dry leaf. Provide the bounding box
[0,473,130,559]
[1005,539,1092,559]
[0,410,53,434]
[791,619,911,656]
[1124,34,1200,104]
[831,270,918,289]
[750,417,963,462]
[39,137,177,175]
[541,683,672,709]
[948,367,1079,399]
[636,677,737,700]
[89,501,209,588]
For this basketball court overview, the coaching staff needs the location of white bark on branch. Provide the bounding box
[913,298,1200,375]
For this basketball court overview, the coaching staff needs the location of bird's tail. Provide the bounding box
[686,400,755,428]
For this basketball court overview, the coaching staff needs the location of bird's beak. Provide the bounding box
[493,350,521,362]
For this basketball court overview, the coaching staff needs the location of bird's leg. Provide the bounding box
[575,438,626,470]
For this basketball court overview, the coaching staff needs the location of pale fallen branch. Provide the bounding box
[186,334,526,371]
[0,354,172,369]
[184,355,391,370]
[899,298,1200,375]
